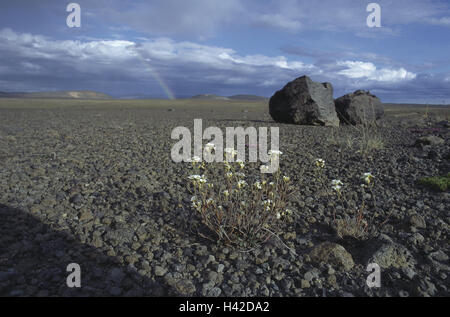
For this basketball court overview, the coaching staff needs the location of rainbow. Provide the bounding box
[135,54,176,100]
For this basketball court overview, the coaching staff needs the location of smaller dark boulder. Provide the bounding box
[335,90,384,125]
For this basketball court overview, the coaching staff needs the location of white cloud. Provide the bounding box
[0,28,136,62]
[0,28,316,93]
[133,38,317,78]
[337,61,416,82]
[0,28,420,98]
[217,52,313,71]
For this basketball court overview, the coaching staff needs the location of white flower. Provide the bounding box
[206,198,215,205]
[315,159,325,168]
[190,156,201,163]
[223,190,230,197]
[332,185,342,192]
[189,174,207,185]
[268,150,283,156]
[283,176,290,182]
[260,165,270,173]
[264,206,271,212]
[331,179,343,192]
[237,180,247,189]
[236,159,245,169]
[191,196,202,210]
[276,212,281,220]
[188,175,201,181]
[363,172,374,185]
[226,172,234,178]
[224,148,238,159]
[254,181,262,190]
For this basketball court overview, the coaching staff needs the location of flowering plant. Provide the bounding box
[187,147,295,248]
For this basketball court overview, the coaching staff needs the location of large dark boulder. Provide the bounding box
[269,76,340,127]
[335,90,384,125]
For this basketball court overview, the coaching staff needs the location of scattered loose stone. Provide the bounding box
[415,136,445,147]
[409,214,427,229]
[310,242,355,271]
[300,279,311,289]
[164,276,196,296]
[0,101,448,297]
[154,266,168,277]
[429,250,449,262]
[368,242,416,269]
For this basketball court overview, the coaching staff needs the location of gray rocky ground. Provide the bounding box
[0,100,449,297]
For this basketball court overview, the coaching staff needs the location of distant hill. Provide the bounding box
[191,94,231,101]
[0,90,111,100]
[191,94,268,101]
[228,95,268,101]
[118,94,167,100]
[383,103,449,108]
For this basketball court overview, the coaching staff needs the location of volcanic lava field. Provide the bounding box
[0,98,449,297]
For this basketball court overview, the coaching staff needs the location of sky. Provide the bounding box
[0,0,449,103]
